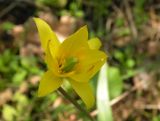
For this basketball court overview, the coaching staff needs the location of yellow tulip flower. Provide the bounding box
[34,18,107,108]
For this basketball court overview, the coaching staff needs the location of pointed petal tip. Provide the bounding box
[37,71,62,98]
[69,80,95,109]
[33,17,37,20]
[33,17,47,26]
[81,25,88,30]
[86,97,95,109]
[33,17,40,23]
[83,25,87,28]
[76,25,88,34]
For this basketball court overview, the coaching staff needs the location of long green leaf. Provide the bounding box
[97,63,113,121]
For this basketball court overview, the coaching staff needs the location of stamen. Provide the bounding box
[61,56,78,73]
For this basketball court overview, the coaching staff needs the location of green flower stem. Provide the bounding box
[58,87,95,121]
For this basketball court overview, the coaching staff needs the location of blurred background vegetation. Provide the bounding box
[0,0,160,121]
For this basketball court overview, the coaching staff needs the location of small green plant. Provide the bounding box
[133,0,148,26]
[0,49,42,88]
[1,22,15,31]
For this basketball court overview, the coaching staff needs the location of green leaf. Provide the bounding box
[97,63,113,121]
[2,22,15,31]
[12,69,27,84]
[2,104,17,121]
[108,66,123,99]
[3,50,12,63]
[126,58,135,68]
[113,50,124,63]
[152,115,160,121]
[29,67,41,74]
[0,57,5,72]
[115,17,124,27]
[37,0,67,8]
[20,57,34,69]
[9,59,19,71]
[13,92,29,106]
[75,10,84,18]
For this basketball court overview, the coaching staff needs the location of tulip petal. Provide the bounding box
[33,17,60,55]
[38,71,62,97]
[69,80,95,109]
[58,25,89,58]
[71,50,107,82]
[45,42,59,76]
[88,38,102,50]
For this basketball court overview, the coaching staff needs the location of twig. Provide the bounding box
[124,0,138,40]
[110,86,136,106]
[0,0,47,19]
[91,86,137,117]
[136,104,160,110]
[58,87,95,121]
[0,2,18,18]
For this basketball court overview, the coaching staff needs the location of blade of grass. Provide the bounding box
[97,63,113,121]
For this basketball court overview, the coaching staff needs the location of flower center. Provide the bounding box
[59,56,78,73]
